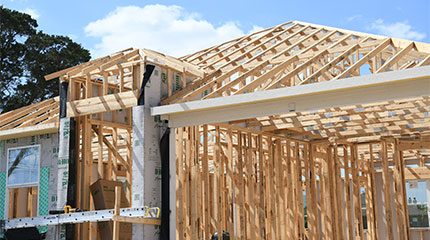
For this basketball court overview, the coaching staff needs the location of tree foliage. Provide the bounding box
[0,6,91,113]
[0,6,37,102]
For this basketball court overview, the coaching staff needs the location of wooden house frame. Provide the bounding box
[0,20,429,239]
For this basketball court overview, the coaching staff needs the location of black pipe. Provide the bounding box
[65,118,77,240]
[66,118,77,208]
[137,64,155,106]
[160,127,170,240]
[59,81,69,118]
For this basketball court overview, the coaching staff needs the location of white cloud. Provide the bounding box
[68,34,78,40]
[85,5,262,58]
[368,19,426,41]
[248,25,264,34]
[22,8,40,20]
[347,14,362,22]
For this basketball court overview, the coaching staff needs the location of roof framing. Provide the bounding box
[164,20,429,104]
[0,97,59,130]
[0,97,59,140]
[42,20,430,111]
[152,66,430,141]
[45,48,204,82]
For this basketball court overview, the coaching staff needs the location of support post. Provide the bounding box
[393,139,410,240]
[113,186,121,240]
[381,140,394,240]
[169,128,176,240]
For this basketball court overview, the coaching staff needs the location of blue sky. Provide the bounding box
[2,0,429,58]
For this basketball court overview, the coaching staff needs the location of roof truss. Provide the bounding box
[0,97,59,131]
[165,21,429,104]
[241,96,430,141]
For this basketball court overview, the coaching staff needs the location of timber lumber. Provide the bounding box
[67,90,138,117]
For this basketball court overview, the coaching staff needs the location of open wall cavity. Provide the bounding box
[175,124,429,240]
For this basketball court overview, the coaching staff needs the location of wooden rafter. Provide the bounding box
[0,97,59,131]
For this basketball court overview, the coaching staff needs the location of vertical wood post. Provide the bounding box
[381,140,394,240]
[113,186,121,240]
[393,139,410,240]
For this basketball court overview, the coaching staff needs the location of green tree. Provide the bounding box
[0,6,37,106]
[0,6,91,113]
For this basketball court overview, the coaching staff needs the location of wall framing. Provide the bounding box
[174,125,430,239]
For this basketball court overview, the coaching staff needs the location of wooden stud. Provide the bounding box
[351,144,364,239]
[344,146,354,240]
[167,69,173,97]
[381,140,394,240]
[113,186,121,240]
[97,125,104,179]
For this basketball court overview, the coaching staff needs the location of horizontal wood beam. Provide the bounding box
[112,215,161,225]
[67,90,139,117]
[398,140,430,151]
[89,119,132,130]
